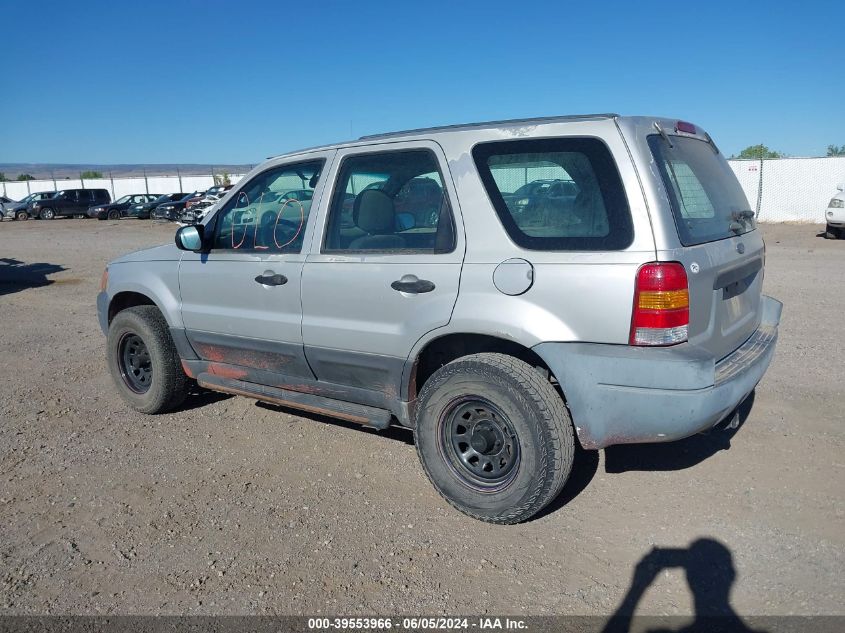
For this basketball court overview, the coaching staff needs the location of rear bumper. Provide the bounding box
[533,295,782,449]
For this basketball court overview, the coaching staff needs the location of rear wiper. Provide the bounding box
[653,122,673,148]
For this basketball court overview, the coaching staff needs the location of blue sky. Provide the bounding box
[2,0,843,164]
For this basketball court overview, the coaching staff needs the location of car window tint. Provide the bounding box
[323,149,455,254]
[473,138,633,251]
[212,160,323,253]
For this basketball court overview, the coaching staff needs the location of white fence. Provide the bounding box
[1,173,245,202]
[728,156,845,223]
[3,156,844,223]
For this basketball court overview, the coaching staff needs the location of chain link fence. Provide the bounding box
[728,156,845,222]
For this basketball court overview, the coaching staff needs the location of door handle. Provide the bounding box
[254,273,288,286]
[391,277,435,294]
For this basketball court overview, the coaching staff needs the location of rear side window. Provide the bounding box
[648,135,755,246]
[323,149,455,254]
[473,138,633,251]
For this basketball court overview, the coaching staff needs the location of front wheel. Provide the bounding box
[16,211,28,221]
[415,353,574,524]
[108,209,120,220]
[106,306,188,413]
[826,225,841,240]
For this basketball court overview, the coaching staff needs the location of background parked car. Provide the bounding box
[29,189,110,220]
[124,193,186,219]
[185,184,233,211]
[0,195,16,219]
[503,179,580,218]
[825,183,845,239]
[89,194,161,220]
[152,192,203,221]
[5,191,56,220]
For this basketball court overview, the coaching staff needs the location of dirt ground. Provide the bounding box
[0,219,842,617]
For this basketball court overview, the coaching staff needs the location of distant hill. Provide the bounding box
[0,163,254,179]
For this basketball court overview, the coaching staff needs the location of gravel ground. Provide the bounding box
[0,219,842,617]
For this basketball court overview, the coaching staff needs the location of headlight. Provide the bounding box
[829,199,844,208]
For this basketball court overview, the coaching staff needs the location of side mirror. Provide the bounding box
[837,183,844,192]
[175,224,205,251]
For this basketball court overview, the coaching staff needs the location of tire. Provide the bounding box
[106,305,188,414]
[108,209,120,220]
[414,352,574,524]
[825,225,840,240]
[16,211,28,221]
[39,208,55,220]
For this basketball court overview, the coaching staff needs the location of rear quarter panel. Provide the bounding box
[422,118,657,347]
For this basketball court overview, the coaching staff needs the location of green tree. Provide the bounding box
[80,170,103,179]
[733,144,784,159]
[0,172,6,182]
[16,174,35,181]
[827,144,845,157]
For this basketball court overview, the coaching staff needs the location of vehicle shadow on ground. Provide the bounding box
[534,445,600,520]
[603,391,756,474]
[602,538,767,633]
[255,401,416,446]
[0,258,66,296]
[172,385,232,412]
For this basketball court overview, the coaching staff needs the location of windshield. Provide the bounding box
[648,135,755,246]
[115,195,132,204]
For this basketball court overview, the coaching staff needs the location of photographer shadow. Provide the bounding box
[602,538,767,633]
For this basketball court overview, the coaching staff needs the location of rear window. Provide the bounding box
[648,135,755,246]
[472,138,633,251]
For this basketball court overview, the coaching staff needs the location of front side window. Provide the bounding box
[473,138,633,251]
[212,160,323,253]
[323,149,455,253]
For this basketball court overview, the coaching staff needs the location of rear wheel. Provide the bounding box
[414,353,574,524]
[107,306,188,414]
[39,208,55,220]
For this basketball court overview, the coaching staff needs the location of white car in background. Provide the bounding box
[826,184,845,239]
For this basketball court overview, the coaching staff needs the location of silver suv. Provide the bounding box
[97,114,781,524]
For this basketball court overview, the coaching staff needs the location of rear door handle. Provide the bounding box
[254,273,288,286]
[391,277,435,294]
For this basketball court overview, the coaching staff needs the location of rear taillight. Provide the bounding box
[630,262,689,346]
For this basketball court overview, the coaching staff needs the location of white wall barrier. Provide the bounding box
[3,156,844,222]
[729,156,845,223]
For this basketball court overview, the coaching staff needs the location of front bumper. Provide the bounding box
[97,291,109,335]
[533,295,782,449]
[153,208,179,221]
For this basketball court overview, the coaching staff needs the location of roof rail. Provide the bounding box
[359,113,620,141]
